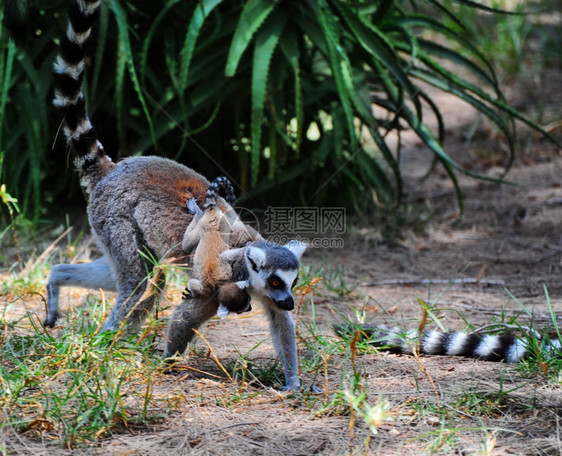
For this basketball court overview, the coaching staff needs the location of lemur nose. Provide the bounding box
[275,296,294,311]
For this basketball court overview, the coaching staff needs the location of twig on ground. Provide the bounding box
[193,328,234,383]
[365,278,506,287]
[430,300,562,323]
[196,422,259,437]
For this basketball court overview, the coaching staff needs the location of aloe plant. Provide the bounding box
[0,0,557,220]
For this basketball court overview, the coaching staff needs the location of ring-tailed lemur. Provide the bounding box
[335,324,562,363]
[181,177,252,317]
[45,0,308,390]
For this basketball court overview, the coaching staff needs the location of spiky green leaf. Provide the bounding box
[250,11,288,186]
[226,0,277,77]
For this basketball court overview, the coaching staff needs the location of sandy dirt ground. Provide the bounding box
[2,45,562,456]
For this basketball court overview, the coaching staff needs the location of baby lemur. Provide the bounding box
[46,0,307,390]
[182,176,252,316]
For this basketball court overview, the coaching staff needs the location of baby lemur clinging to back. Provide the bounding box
[182,176,253,316]
[45,0,308,390]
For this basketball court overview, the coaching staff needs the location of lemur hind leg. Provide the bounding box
[102,257,166,332]
[95,227,164,331]
[45,256,117,328]
[164,295,220,359]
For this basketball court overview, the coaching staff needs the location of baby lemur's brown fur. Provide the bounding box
[182,177,254,314]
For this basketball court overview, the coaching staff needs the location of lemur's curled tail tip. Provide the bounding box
[204,176,236,208]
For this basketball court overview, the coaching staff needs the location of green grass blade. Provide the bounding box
[0,40,15,148]
[279,27,303,157]
[91,2,108,102]
[386,24,419,73]
[415,39,497,91]
[417,90,445,144]
[356,149,394,204]
[401,99,514,187]
[398,15,500,94]
[411,44,559,147]
[225,0,277,77]
[422,0,466,29]
[108,0,156,150]
[368,125,402,204]
[114,36,126,148]
[179,0,224,92]
[373,0,396,24]
[250,11,288,186]
[315,0,356,148]
[436,153,464,214]
[410,66,515,169]
[543,285,562,342]
[332,0,422,120]
[331,106,345,160]
[15,83,42,219]
[140,0,181,86]
[448,0,529,14]
[267,122,276,179]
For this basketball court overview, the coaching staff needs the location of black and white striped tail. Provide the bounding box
[53,0,111,191]
[335,324,562,363]
[204,177,235,209]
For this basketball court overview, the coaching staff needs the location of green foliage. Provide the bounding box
[1,255,560,450]
[0,0,559,221]
[0,4,51,222]
[0,305,165,448]
[0,151,24,265]
[441,0,543,77]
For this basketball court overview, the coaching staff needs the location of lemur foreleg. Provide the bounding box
[164,294,219,359]
[261,302,300,390]
[181,198,204,253]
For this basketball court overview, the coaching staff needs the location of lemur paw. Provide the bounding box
[282,380,322,394]
[181,287,193,300]
[305,384,323,394]
[43,313,59,328]
[186,198,202,215]
[283,384,323,394]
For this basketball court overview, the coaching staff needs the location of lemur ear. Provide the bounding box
[245,245,267,269]
[284,240,307,260]
[235,280,250,290]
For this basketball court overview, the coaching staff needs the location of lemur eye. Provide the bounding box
[268,276,283,289]
[292,277,298,289]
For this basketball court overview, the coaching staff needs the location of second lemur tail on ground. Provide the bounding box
[204,177,236,209]
[52,0,113,193]
[334,324,562,363]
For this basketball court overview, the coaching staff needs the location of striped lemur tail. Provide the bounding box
[52,0,113,193]
[335,324,562,363]
[204,176,236,209]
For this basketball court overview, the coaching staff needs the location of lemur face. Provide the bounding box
[262,269,299,311]
[244,240,306,311]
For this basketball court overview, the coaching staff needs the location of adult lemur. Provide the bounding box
[45,0,306,390]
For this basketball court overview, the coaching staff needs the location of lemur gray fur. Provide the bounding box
[45,0,307,390]
[335,324,562,363]
[181,176,252,317]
